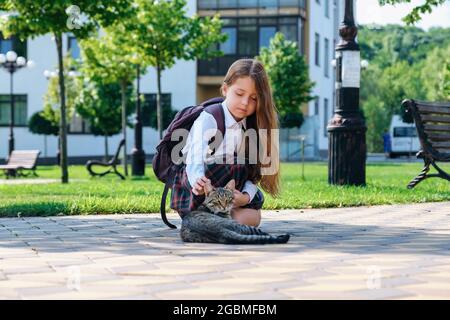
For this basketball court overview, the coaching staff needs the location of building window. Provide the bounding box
[260,0,278,8]
[239,0,258,8]
[324,98,329,136]
[314,97,319,116]
[0,95,28,126]
[142,93,172,127]
[238,19,258,56]
[198,16,304,76]
[259,26,277,49]
[68,112,91,134]
[220,27,237,54]
[315,33,320,67]
[198,0,306,10]
[0,34,27,58]
[325,0,330,17]
[68,36,80,60]
[324,37,329,77]
[279,0,300,6]
[278,18,299,43]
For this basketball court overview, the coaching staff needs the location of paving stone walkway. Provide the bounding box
[1,201,450,300]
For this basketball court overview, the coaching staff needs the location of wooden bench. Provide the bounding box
[86,139,125,180]
[0,150,41,178]
[402,99,450,189]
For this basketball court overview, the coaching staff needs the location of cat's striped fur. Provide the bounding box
[180,179,290,244]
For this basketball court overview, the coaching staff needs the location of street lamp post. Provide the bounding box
[0,51,35,156]
[131,64,146,176]
[327,0,367,186]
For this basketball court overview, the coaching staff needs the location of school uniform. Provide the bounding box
[170,99,265,217]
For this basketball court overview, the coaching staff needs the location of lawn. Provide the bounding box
[0,162,449,217]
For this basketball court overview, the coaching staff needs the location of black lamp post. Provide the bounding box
[131,64,146,176]
[0,51,35,156]
[327,0,367,186]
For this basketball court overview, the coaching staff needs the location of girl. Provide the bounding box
[170,58,280,227]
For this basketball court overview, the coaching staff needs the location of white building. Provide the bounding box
[0,0,343,164]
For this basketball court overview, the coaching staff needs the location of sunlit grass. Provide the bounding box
[0,162,448,217]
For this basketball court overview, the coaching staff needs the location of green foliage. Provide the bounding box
[79,24,137,86]
[28,111,59,136]
[422,44,450,101]
[0,0,132,40]
[129,0,227,70]
[42,55,80,125]
[0,162,449,216]
[142,96,178,129]
[75,77,135,137]
[359,25,450,152]
[257,32,314,129]
[378,0,447,25]
[123,0,227,138]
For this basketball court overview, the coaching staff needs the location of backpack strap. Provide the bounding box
[159,166,177,229]
[204,102,226,150]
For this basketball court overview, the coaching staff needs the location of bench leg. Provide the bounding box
[430,161,450,182]
[113,165,126,180]
[407,159,431,189]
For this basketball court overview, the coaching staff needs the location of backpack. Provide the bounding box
[152,96,226,229]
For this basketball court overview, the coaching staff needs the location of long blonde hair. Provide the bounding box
[220,59,281,198]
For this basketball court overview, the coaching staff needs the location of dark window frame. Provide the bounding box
[0,33,27,59]
[0,94,28,127]
[324,37,329,77]
[67,35,81,60]
[198,0,307,10]
[315,32,320,67]
[198,15,304,76]
[67,112,92,135]
[141,93,172,128]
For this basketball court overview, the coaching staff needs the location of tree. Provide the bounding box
[0,0,132,183]
[42,55,80,127]
[379,0,447,24]
[28,111,59,136]
[79,22,138,176]
[257,32,315,129]
[127,0,227,140]
[421,44,450,101]
[359,25,450,152]
[75,76,135,161]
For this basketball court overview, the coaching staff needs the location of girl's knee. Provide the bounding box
[231,208,261,227]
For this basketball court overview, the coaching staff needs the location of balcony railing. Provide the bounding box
[198,0,306,10]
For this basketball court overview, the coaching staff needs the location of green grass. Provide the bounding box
[0,162,449,217]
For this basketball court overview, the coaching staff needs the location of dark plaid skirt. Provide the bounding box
[170,158,265,217]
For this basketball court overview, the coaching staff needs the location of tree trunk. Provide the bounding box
[55,33,68,183]
[104,135,109,162]
[156,63,162,140]
[120,80,128,176]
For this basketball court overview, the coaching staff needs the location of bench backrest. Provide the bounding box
[7,150,41,168]
[111,139,125,164]
[402,99,450,161]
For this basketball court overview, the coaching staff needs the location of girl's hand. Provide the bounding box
[192,176,211,196]
[232,190,250,208]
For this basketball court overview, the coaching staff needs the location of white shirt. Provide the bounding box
[181,99,258,202]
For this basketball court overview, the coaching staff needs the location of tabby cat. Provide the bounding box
[180,179,290,244]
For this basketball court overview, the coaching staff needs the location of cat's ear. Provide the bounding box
[204,180,213,196]
[224,179,235,191]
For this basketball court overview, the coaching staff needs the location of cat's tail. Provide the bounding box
[224,231,290,244]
